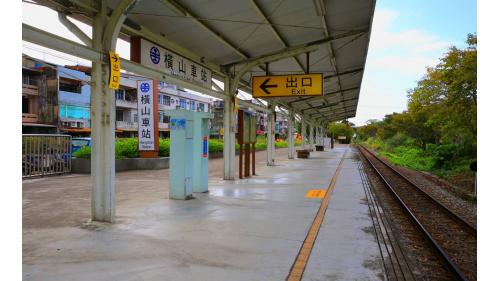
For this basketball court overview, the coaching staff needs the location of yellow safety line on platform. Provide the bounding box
[286,151,347,281]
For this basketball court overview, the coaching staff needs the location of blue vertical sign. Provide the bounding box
[137,80,155,151]
[202,135,208,158]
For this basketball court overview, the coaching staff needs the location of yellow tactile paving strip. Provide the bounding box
[286,151,346,281]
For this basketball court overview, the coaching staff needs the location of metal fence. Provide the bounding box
[22,134,72,178]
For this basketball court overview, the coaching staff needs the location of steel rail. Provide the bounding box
[360,145,476,233]
[358,145,471,281]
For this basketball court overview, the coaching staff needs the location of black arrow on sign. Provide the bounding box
[260,78,277,95]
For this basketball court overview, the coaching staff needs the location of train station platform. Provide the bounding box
[23,145,385,281]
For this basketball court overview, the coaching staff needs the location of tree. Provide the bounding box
[327,122,354,143]
[407,33,476,154]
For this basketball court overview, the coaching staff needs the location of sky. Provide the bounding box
[21,0,477,126]
[353,0,477,126]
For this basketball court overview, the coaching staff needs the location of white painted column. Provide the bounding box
[91,2,115,223]
[223,76,235,180]
[267,103,275,166]
[288,111,295,159]
[315,127,320,145]
[309,123,314,151]
[321,127,325,146]
[301,117,306,150]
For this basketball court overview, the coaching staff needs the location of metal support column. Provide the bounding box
[309,123,314,151]
[321,127,325,146]
[315,126,320,145]
[90,1,113,223]
[301,117,306,150]
[267,102,275,166]
[91,0,137,222]
[223,76,235,180]
[287,110,295,159]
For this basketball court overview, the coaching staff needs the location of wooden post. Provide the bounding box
[252,142,256,175]
[245,143,251,177]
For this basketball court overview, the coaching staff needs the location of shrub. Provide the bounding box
[73,137,294,159]
[74,146,91,159]
[385,133,415,149]
[115,138,139,159]
[209,139,224,153]
[159,138,170,157]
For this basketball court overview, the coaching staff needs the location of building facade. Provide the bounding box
[22,55,212,138]
[209,99,290,139]
[22,55,59,134]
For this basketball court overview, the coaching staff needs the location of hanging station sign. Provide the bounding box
[137,80,155,151]
[108,51,120,90]
[139,38,212,89]
[252,73,323,98]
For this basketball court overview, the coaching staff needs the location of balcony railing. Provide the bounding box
[159,122,169,130]
[22,84,39,96]
[22,113,38,123]
[116,99,137,109]
[116,121,138,130]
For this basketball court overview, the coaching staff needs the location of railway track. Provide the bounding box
[358,145,476,281]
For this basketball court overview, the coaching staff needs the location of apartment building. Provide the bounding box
[209,99,289,139]
[22,55,59,134]
[22,55,213,137]
[58,65,92,135]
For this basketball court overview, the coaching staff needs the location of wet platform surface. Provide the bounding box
[23,145,384,281]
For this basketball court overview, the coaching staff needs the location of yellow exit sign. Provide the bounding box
[252,73,323,98]
[108,51,120,90]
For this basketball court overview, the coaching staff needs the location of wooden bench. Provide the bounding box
[296,149,310,159]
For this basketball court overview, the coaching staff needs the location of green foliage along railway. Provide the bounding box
[356,34,476,196]
[74,136,300,159]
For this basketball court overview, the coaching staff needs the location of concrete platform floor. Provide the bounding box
[23,145,384,281]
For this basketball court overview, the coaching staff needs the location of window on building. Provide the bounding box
[59,77,81,93]
[179,99,186,109]
[198,103,205,112]
[116,89,125,100]
[22,97,29,113]
[133,114,138,123]
[189,100,196,110]
[124,88,137,102]
[116,110,124,121]
[158,94,171,105]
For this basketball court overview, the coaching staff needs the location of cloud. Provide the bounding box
[350,8,454,126]
[369,55,437,76]
[369,9,450,54]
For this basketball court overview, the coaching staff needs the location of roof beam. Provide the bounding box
[304,98,357,116]
[22,23,273,114]
[224,30,366,68]
[302,97,359,113]
[315,105,358,118]
[288,86,360,105]
[157,0,252,59]
[250,0,306,72]
[323,67,363,80]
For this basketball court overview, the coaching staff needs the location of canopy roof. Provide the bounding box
[35,0,375,123]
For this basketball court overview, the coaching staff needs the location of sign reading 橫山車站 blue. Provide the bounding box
[140,38,212,89]
[137,80,155,151]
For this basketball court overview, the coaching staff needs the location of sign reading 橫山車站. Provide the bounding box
[137,80,155,151]
[140,38,212,89]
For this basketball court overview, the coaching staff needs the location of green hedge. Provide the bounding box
[74,137,302,159]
